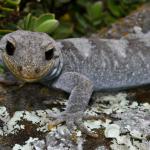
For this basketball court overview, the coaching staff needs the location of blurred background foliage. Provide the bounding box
[0,0,149,39]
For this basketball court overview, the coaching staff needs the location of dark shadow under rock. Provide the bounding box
[0,83,68,115]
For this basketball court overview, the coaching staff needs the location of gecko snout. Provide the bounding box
[17,65,40,76]
[17,66,40,73]
[34,68,40,73]
[17,66,22,72]
[15,65,41,82]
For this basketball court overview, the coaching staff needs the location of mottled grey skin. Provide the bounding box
[0,30,150,135]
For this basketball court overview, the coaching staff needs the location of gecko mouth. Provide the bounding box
[2,53,54,82]
[17,77,43,82]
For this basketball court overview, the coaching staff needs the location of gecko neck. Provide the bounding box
[40,54,63,82]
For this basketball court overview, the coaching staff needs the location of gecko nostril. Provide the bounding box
[35,68,40,73]
[17,66,22,72]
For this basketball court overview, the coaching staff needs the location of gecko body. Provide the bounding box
[0,30,150,135]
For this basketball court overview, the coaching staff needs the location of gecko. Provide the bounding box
[0,30,150,137]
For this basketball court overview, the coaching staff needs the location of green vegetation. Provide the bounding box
[18,13,59,33]
[0,0,148,39]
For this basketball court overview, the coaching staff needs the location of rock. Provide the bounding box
[98,4,150,38]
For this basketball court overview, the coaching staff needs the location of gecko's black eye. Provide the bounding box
[45,48,54,60]
[6,41,15,56]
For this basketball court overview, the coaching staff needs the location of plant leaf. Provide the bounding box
[86,1,103,21]
[35,13,55,26]
[24,13,32,30]
[52,23,73,39]
[107,0,122,17]
[34,19,59,33]
[5,0,21,6]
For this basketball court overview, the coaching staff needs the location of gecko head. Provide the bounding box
[0,30,61,82]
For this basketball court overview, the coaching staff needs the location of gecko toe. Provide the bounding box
[48,111,101,138]
[83,114,105,120]
[75,120,99,138]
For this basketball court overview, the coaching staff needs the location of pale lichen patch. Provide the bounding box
[13,137,41,150]
[0,92,149,149]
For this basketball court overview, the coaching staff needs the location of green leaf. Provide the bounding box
[75,13,88,29]
[0,14,6,18]
[0,29,13,35]
[18,13,37,31]
[0,6,14,12]
[35,13,55,26]
[92,19,102,26]
[107,0,122,17]
[86,1,103,21]
[28,16,37,30]
[77,0,90,7]
[75,24,86,34]
[5,0,21,6]
[17,13,59,33]
[34,19,59,33]
[24,13,33,30]
[52,23,73,39]
[103,12,116,25]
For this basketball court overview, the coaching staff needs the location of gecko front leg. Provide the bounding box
[49,72,98,137]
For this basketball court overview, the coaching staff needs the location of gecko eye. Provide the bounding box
[45,48,54,60]
[6,41,15,56]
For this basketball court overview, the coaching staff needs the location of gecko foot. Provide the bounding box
[48,111,103,138]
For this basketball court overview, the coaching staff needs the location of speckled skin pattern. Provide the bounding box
[0,30,150,132]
